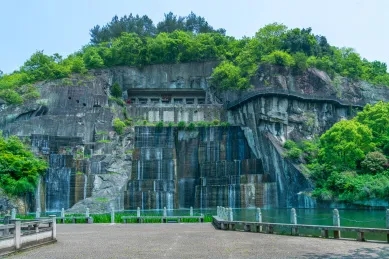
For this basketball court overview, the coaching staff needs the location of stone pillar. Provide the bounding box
[190,206,193,217]
[49,215,57,239]
[228,208,233,221]
[61,208,65,218]
[290,208,298,235]
[216,206,220,217]
[14,220,21,249]
[386,209,389,242]
[137,207,141,218]
[36,208,41,219]
[11,208,16,220]
[256,208,262,232]
[86,208,90,218]
[163,207,167,217]
[333,209,341,238]
[290,208,297,224]
[3,215,10,235]
[111,206,115,224]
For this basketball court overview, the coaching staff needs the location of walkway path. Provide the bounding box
[9,223,389,259]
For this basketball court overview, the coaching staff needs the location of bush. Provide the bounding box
[111,82,122,98]
[261,50,295,67]
[186,122,195,131]
[196,121,210,127]
[220,122,230,127]
[156,121,164,130]
[283,140,297,150]
[113,118,126,134]
[212,119,220,126]
[286,147,302,159]
[177,121,186,130]
[361,151,388,174]
[124,118,133,126]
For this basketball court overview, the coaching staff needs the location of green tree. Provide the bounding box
[211,61,249,89]
[281,27,317,56]
[113,118,126,134]
[254,23,287,55]
[355,101,389,145]
[83,47,105,68]
[111,33,145,66]
[111,83,122,98]
[361,151,387,174]
[0,133,47,199]
[319,120,374,169]
[261,50,295,67]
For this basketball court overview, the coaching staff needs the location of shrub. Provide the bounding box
[124,118,133,126]
[361,151,388,174]
[261,50,295,67]
[186,122,195,131]
[156,121,164,130]
[177,121,186,130]
[212,119,220,126]
[113,118,126,135]
[111,82,122,98]
[196,121,210,127]
[283,140,297,150]
[286,147,302,159]
[220,122,230,127]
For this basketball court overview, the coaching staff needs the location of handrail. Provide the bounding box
[226,88,365,110]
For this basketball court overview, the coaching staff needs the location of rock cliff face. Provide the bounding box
[1,62,388,212]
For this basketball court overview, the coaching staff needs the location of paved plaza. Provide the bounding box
[8,223,389,258]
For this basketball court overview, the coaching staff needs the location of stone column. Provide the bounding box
[290,208,298,235]
[14,220,21,250]
[11,208,16,220]
[36,208,41,219]
[49,215,57,239]
[333,209,341,238]
[190,206,193,217]
[61,208,65,218]
[137,207,141,217]
[228,208,233,221]
[3,215,10,236]
[256,208,262,232]
[386,209,389,242]
[111,206,115,224]
[86,208,90,218]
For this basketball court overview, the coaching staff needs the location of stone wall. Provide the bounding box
[124,126,278,210]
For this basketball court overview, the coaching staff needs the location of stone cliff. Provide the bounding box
[1,61,388,212]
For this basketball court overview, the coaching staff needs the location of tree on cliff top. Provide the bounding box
[0,133,47,199]
[89,12,225,44]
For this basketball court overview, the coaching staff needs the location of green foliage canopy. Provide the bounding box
[1,14,389,103]
[300,101,389,203]
[0,134,47,197]
[319,120,374,169]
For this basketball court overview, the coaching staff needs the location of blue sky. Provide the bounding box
[1,0,388,74]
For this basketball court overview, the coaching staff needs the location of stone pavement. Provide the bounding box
[8,223,389,259]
